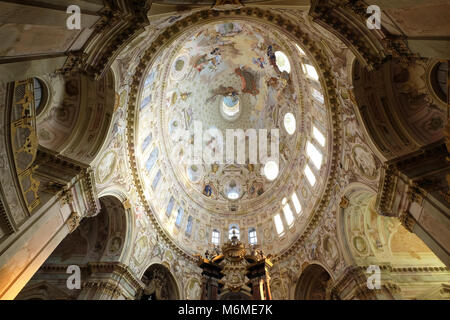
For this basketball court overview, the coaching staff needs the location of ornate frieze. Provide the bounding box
[375,164,399,217]
[398,210,416,233]
[9,79,40,213]
[66,212,81,233]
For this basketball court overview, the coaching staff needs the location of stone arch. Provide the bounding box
[336,183,377,266]
[36,69,116,165]
[337,188,449,299]
[46,195,128,265]
[138,263,180,300]
[97,189,135,264]
[15,195,131,300]
[15,282,71,301]
[351,57,447,161]
[341,191,445,268]
[294,263,332,300]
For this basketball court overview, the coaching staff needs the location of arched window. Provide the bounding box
[291,192,302,214]
[166,196,175,217]
[140,94,152,111]
[211,229,220,245]
[282,197,294,227]
[152,170,162,190]
[142,134,152,152]
[274,214,284,236]
[33,78,47,114]
[312,126,326,147]
[304,164,316,186]
[302,64,319,81]
[146,148,159,172]
[430,61,448,103]
[307,141,323,169]
[275,51,291,73]
[175,206,184,227]
[295,44,306,56]
[248,228,257,245]
[311,88,324,104]
[229,224,240,240]
[186,216,193,236]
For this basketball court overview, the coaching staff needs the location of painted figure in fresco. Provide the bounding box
[207,85,239,103]
[235,66,259,96]
[210,47,220,55]
[193,48,222,72]
[267,45,276,66]
[180,92,191,101]
[249,181,264,198]
[252,57,266,69]
[203,184,212,197]
[216,22,242,36]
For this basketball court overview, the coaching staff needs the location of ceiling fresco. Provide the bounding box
[130,17,333,255]
[138,21,304,213]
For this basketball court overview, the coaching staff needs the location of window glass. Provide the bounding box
[249,228,257,245]
[307,141,323,169]
[274,214,284,235]
[313,126,326,147]
[291,192,302,214]
[212,230,220,245]
[304,165,316,186]
[166,196,175,217]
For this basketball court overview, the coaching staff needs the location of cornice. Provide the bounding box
[39,262,145,292]
[375,164,399,217]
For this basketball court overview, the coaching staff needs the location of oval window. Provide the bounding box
[264,161,279,181]
[284,113,296,135]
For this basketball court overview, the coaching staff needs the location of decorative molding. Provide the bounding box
[58,187,74,206]
[406,185,426,205]
[82,280,125,299]
[9,79,40,213]
[330,266,376,300]
[375,165,399,217]
[38,262,145,295]
[0,185,15,236]
[66,212,80,233]
[80,168,100,217]
[399,210,416,233]
[212,0,244,11]
[339,195,349,209]
[86,262,145,292]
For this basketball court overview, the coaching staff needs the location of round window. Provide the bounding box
[264,161,279,181]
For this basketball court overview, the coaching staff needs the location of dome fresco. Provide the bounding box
[135,19,331,254]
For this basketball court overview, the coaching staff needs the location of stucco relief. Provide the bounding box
[352,145,377,179]
[185,277,202,300]
[96,150,118,185]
